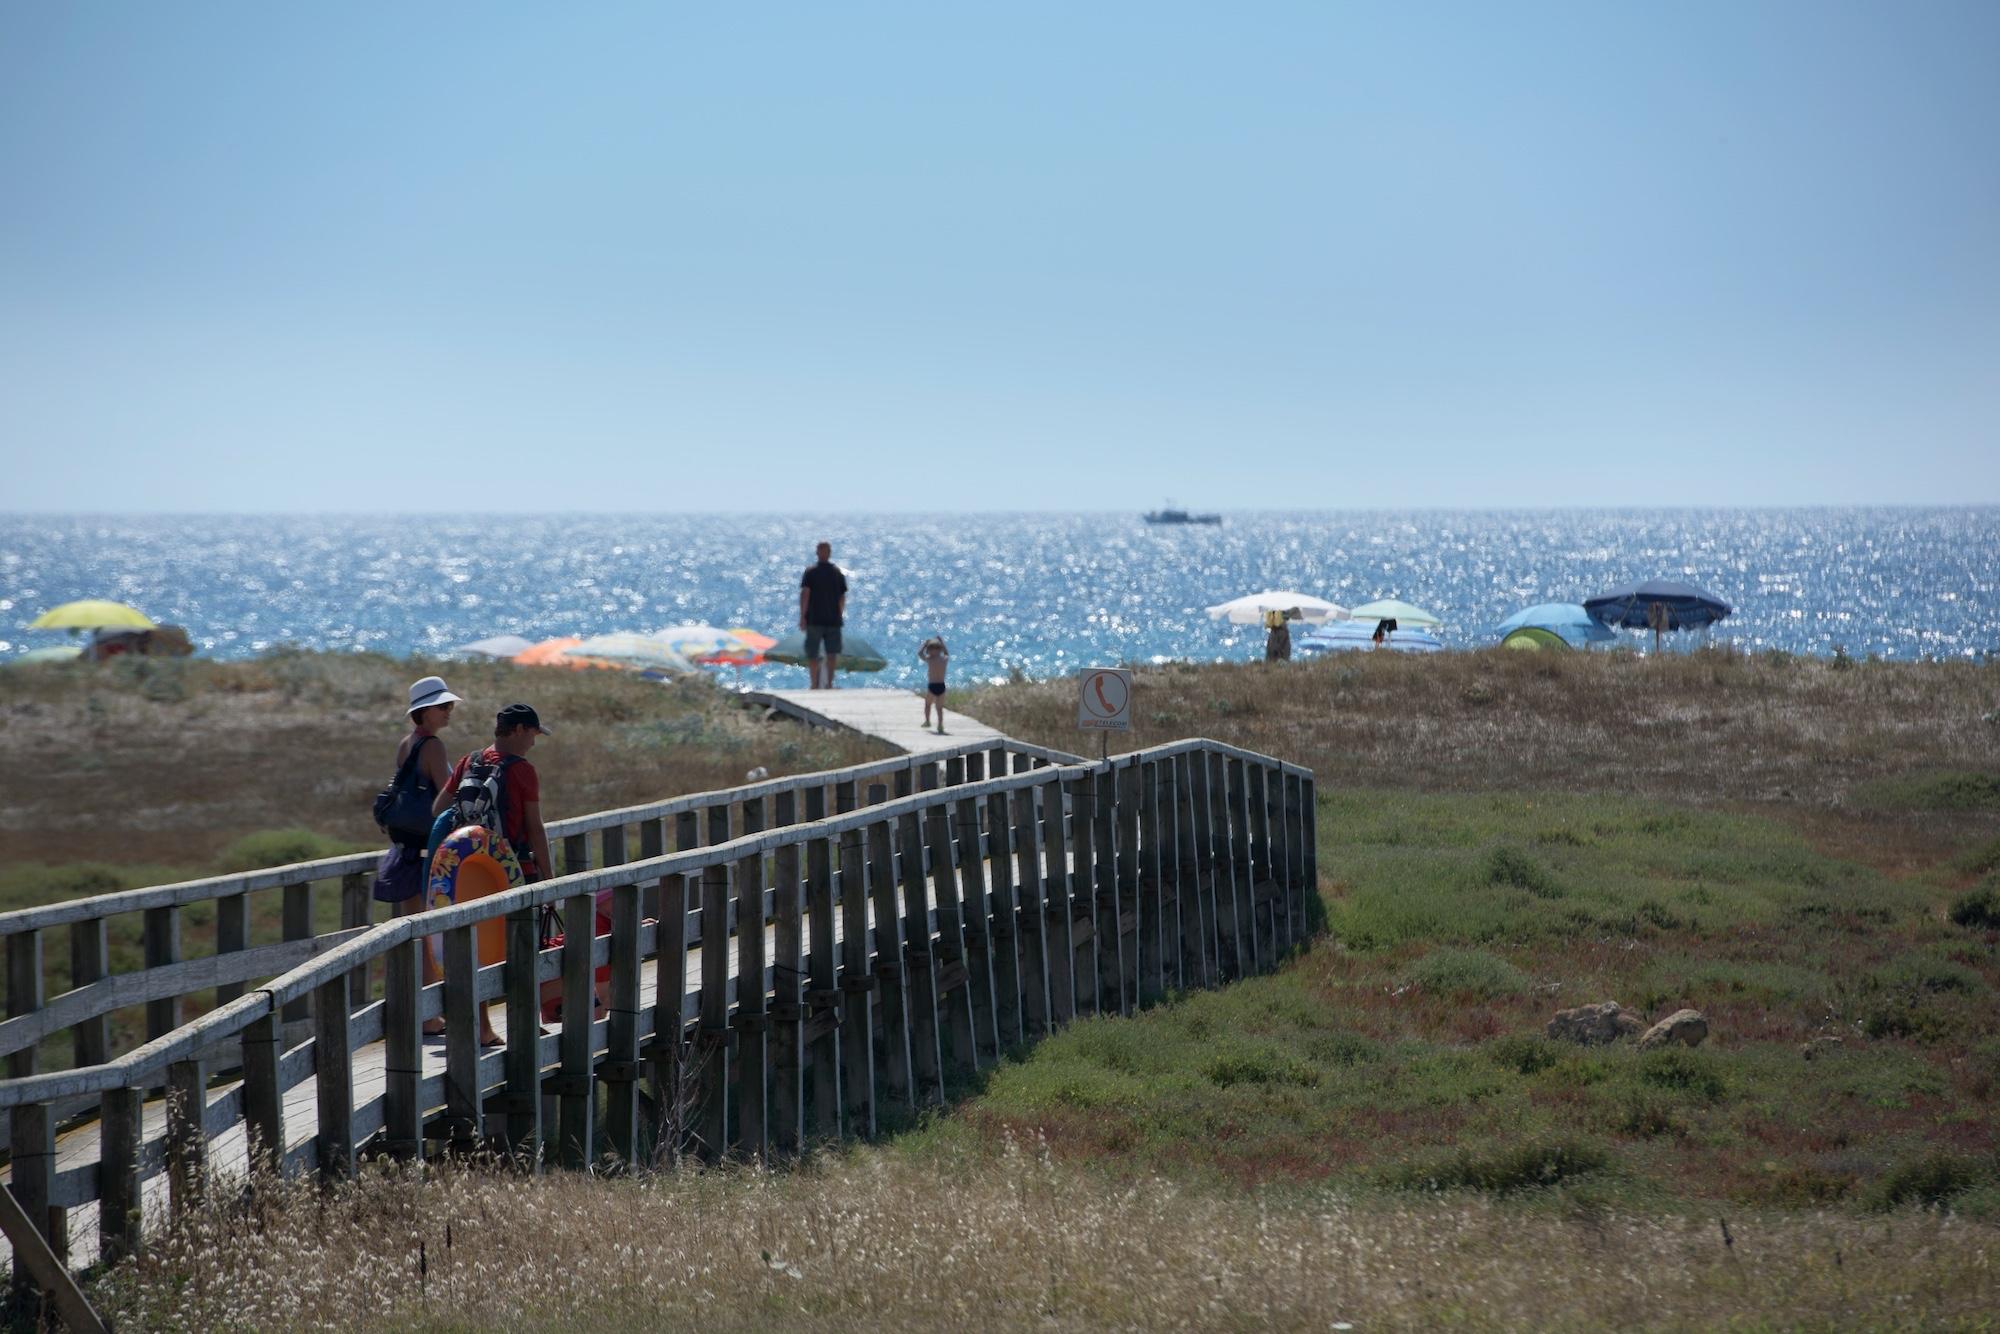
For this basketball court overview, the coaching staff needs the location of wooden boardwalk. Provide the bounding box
[746,687,1010,756]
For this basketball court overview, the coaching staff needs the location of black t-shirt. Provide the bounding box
[801,561,848,625]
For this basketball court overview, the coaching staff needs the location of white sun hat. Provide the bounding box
[407,676,463,713]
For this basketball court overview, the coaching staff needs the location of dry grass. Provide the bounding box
[964,648,2000,815]
[89,1142,2000,1332]
[0,652,887,868]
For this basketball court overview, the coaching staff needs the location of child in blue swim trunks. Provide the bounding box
[918,636,949,734]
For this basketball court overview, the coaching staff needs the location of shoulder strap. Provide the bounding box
[391,734,429,788]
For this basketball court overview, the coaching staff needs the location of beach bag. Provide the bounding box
[372,737,438,845]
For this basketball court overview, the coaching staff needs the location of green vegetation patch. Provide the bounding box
[952,787,1998,1210]
[213,827,369,873]
[1854,769,2000,812]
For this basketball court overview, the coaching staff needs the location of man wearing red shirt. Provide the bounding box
[437,702,555,881]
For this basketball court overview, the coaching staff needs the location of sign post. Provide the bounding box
[1076,667,1133,761]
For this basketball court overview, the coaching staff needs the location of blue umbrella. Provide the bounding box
[1583,581,1733,631]
[1298,621,1445,655]
[1495,602,1616,647]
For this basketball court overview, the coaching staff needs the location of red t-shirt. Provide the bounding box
[447,746,542,875]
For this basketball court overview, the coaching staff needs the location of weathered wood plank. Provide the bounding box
[768,842,804,1158]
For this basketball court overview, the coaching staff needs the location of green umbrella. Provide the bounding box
[764,630,888,673]
[1348,598,1443,628]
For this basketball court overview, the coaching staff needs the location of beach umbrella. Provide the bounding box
[453,634,537,659]
[698,627,775,667]
[513,636,617,670]
[29,599,155,630]
[1203,592,1347,625]
[1347,598,1443,629]
[1495,602,1615,647]
[570,633,695,673]
[649,624,751,661]
[1297,621,1444,654]
[1501,627,1571,652]
[764,630,889,673]
[1584,580,1732,651]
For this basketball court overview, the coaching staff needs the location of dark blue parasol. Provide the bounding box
[1583,581,1733,632]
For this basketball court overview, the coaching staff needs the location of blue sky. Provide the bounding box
[2,2,1995,512]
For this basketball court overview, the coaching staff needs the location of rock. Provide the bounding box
[1638,1008,1709,1050]
[1546,1001,1644,1046]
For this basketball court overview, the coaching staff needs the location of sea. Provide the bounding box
[3,509,1996,688]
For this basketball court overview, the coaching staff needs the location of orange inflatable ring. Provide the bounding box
[427,824,522,966]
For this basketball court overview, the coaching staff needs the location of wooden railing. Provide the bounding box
[0,737,1314,1288]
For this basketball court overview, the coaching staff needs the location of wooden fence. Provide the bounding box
[0,736,1313,1293]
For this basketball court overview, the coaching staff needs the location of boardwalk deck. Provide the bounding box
[745,688,1008,756]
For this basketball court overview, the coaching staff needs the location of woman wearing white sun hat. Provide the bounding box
[370,676,462,1030]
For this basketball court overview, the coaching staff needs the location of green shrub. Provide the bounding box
[1638,1049,1727,1102]
[1956,837,2000,877]
[1857,770,2000,812]
[1382,1138,1609,1194]
[1485,846,1560,898]
[1487,1035,1562,1076]
[1864,1152,1991,1212]
[1401,948,1530,998]
[1203,1044,1321,1089]
[214,828,366,873]
[1949,879,2000,930]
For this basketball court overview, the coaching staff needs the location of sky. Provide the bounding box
[2,2,1996,513]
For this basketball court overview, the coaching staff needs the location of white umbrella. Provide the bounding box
[1203,592,1348,626]
[453,634,537,659]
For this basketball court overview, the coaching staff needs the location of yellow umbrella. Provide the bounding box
[29,599,155,630]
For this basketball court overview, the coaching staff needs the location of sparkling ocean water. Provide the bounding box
[2,510,1996,688]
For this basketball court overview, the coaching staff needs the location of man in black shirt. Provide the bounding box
[798,540,849,689]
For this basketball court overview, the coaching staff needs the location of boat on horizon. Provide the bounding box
[1143,504,1222,526]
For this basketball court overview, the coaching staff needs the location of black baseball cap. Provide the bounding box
[496,703,552,735]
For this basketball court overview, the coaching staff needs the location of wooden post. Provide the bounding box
[604,881,643,1169]
[965,793,1011,1055]
[166,1057,208,1218]
[558,890,597,1168]
[241,1010,285,1173]
[1247,763,1275,964]
[68,919,110,1069]
[341,870,371,1009]
[656,872,696,1160]
[563,832,589,878]
[945,755,965,787]
[443,926,483,1149]
[602,823,627,872]
[0,1173,105,1334]
[836,824,875,1139]
[646,872,691,1165]
[835,778,857,814]
[1113,760,1141,1015]
[640,818,665,922]
[1177,754,1211,990]
[963,752,983,783]
[1204,753,1244,981]
[1138,758,1168,1003]
[383,936,425,1162]
[980,792,1024,1056]
[501,908,545,1165]
[5,1097,56,1307]
[896,813,945,1105]
[279,884,310,1026]
[925,803,983,1077]
[917,760,939,792]
[1010,784,1051,1040]
[98,1086,143,1262]
[734,849,769,1162]
[769,841,805,1158]
[893,768,913,799]
[1304,776,1319,933]
[805,830,843,1141]
[216,891,251,1005]
[144,903,183,1039]
[1227,757,1259,975]
[1070,772,1101,1018]
[1270,768,1293,956]
[694,861,732,1161]
[1157,757,1185,992]
[314,974,356,1181]
[866,816,915,1116]
[676,810,700,853]
[1040,777,1077,1026]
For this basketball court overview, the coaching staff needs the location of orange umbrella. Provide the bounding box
[700,627,777,667]
[512,636,619,670]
